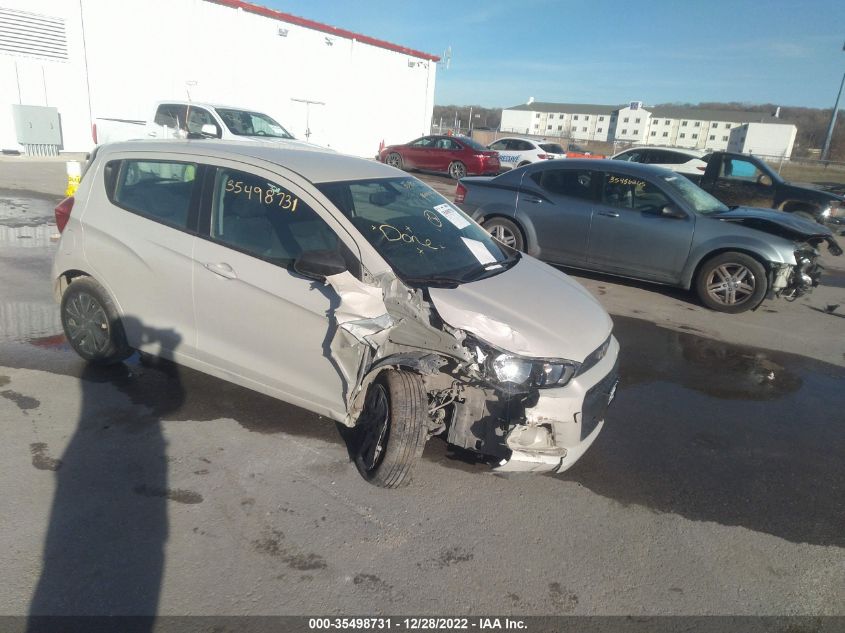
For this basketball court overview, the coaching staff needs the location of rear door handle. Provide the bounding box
[597,210,620,218]
[204,262,238,279]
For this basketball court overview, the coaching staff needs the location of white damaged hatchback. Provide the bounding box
[52,141,620,487]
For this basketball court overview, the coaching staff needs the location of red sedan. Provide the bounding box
[378,135,500,180]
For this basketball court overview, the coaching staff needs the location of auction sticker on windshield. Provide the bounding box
[461,237,497,265]
[434,203,470,230]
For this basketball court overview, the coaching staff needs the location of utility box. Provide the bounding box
[12,105,62,155]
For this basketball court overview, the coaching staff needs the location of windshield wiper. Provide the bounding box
[401,275,465,288]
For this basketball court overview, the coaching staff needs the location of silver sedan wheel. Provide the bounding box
[488,223,517,248]
[705,263,756,306]
[64,291,111,355]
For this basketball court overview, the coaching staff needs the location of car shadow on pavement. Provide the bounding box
[555,265,701,307]
[27,320,183,628]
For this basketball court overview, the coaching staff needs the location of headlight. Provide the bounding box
[473,339,580,393]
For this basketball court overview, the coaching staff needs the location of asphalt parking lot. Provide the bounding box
[0,160,843,618]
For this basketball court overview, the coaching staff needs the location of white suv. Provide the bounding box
[52,140,618,486]
[611,147,709,177]
[488,137,565,170]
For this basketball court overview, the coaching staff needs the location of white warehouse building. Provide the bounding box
[0,0,439,157]
[501,101,798,158]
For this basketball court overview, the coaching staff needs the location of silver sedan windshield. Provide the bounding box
[662,174,729,215]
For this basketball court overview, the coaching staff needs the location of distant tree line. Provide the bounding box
[434,102,845,160]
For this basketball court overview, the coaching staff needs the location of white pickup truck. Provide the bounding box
[93,101,324,150]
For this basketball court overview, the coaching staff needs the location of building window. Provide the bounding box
[722,135,729,141]
[582,127,587,132]
[694,122,700,127]
[709,135,716,140]
[680,133,686,138]
[635,118,641,123]
[740,136,746,143]
[536,113,540,118]
[599,116,605,121]
[692,133,698,139]
[623,117,629,123]
[681,121,688,127]
[547,125,552,130]
[662,132,668,137]
[711,122,718,128]
[574,115,579,120]
[558,125,562,131]
[585,116,590,121]
[724,123,731,128]
[597,127,603,133]
[651,131,656,136]
[621,129,627,134]
[633,129,639,135]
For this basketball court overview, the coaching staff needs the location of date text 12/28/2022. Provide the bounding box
[307,617,528,630]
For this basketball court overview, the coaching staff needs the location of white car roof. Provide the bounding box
[615,147,708,159]
[96,140,399,184]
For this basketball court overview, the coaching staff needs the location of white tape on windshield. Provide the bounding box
[434,203,471,230]
[461,237,497,265]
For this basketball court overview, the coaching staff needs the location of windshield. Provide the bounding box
[457,136,488,152]
[216,108,294,139]
[661,174,729,215]
[539,143,565,154]
[317,177,517,285]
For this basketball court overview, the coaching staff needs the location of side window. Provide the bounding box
[722,158,760,181]
[186,107,220,137]
[516,140,534,151]
[111,160,197,230]
[601,173,671,214]
[530,169,594,201]
[411,137,435,148]
[153,104,187,131]
[210,168,339,267]
[489,140,507,151]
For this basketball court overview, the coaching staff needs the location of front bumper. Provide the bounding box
[493,336,620,474]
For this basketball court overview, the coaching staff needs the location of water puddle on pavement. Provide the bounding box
[1,296,843,546]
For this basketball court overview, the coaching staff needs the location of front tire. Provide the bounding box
[695,252,767,313]
[354,370,428,488]
[448,161,467,180]
[60,277,131,363]
[482,217,525,251]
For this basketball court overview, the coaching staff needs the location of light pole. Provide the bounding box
[821,41,845,161]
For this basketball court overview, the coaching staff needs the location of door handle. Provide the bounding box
[204,262,238,279]
[597,210,620,218]
[522,196,542,204]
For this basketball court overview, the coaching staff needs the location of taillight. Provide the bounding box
[55,196,74,233]
[696,165,706,171]
[455,182,467,203]
[537,154,550,160]
[92,123,98,144]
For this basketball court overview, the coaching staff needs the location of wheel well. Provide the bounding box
[780,201,818,214]
[517,161,531,167]
[690,249,771,289]
[54,269,90,301]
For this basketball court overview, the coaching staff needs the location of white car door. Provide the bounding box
[489,139,521,170]
[192,161,361,418]
[82,155,200,358]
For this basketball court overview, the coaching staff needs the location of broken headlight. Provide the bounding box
[472,339,580,393]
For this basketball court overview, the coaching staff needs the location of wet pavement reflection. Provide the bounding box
[2,316,843,548]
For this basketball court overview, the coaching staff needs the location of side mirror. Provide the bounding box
[200,123,220,138]
[660,204,686,219]
[294,249,348,281]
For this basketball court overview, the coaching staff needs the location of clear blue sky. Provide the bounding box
[265,0,845,110]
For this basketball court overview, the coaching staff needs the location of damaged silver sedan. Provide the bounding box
[52,141,618,487]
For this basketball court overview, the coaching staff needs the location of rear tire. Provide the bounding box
[448,161,467,180]
[354,370,428,488]
[695,252,767,313]
[482,217,525,251]
[386,152,403,170]
[60,277,131,364]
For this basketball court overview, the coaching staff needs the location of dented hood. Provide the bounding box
[710,206,834,238]
[710,206,842,255]
[428,255,613,362]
